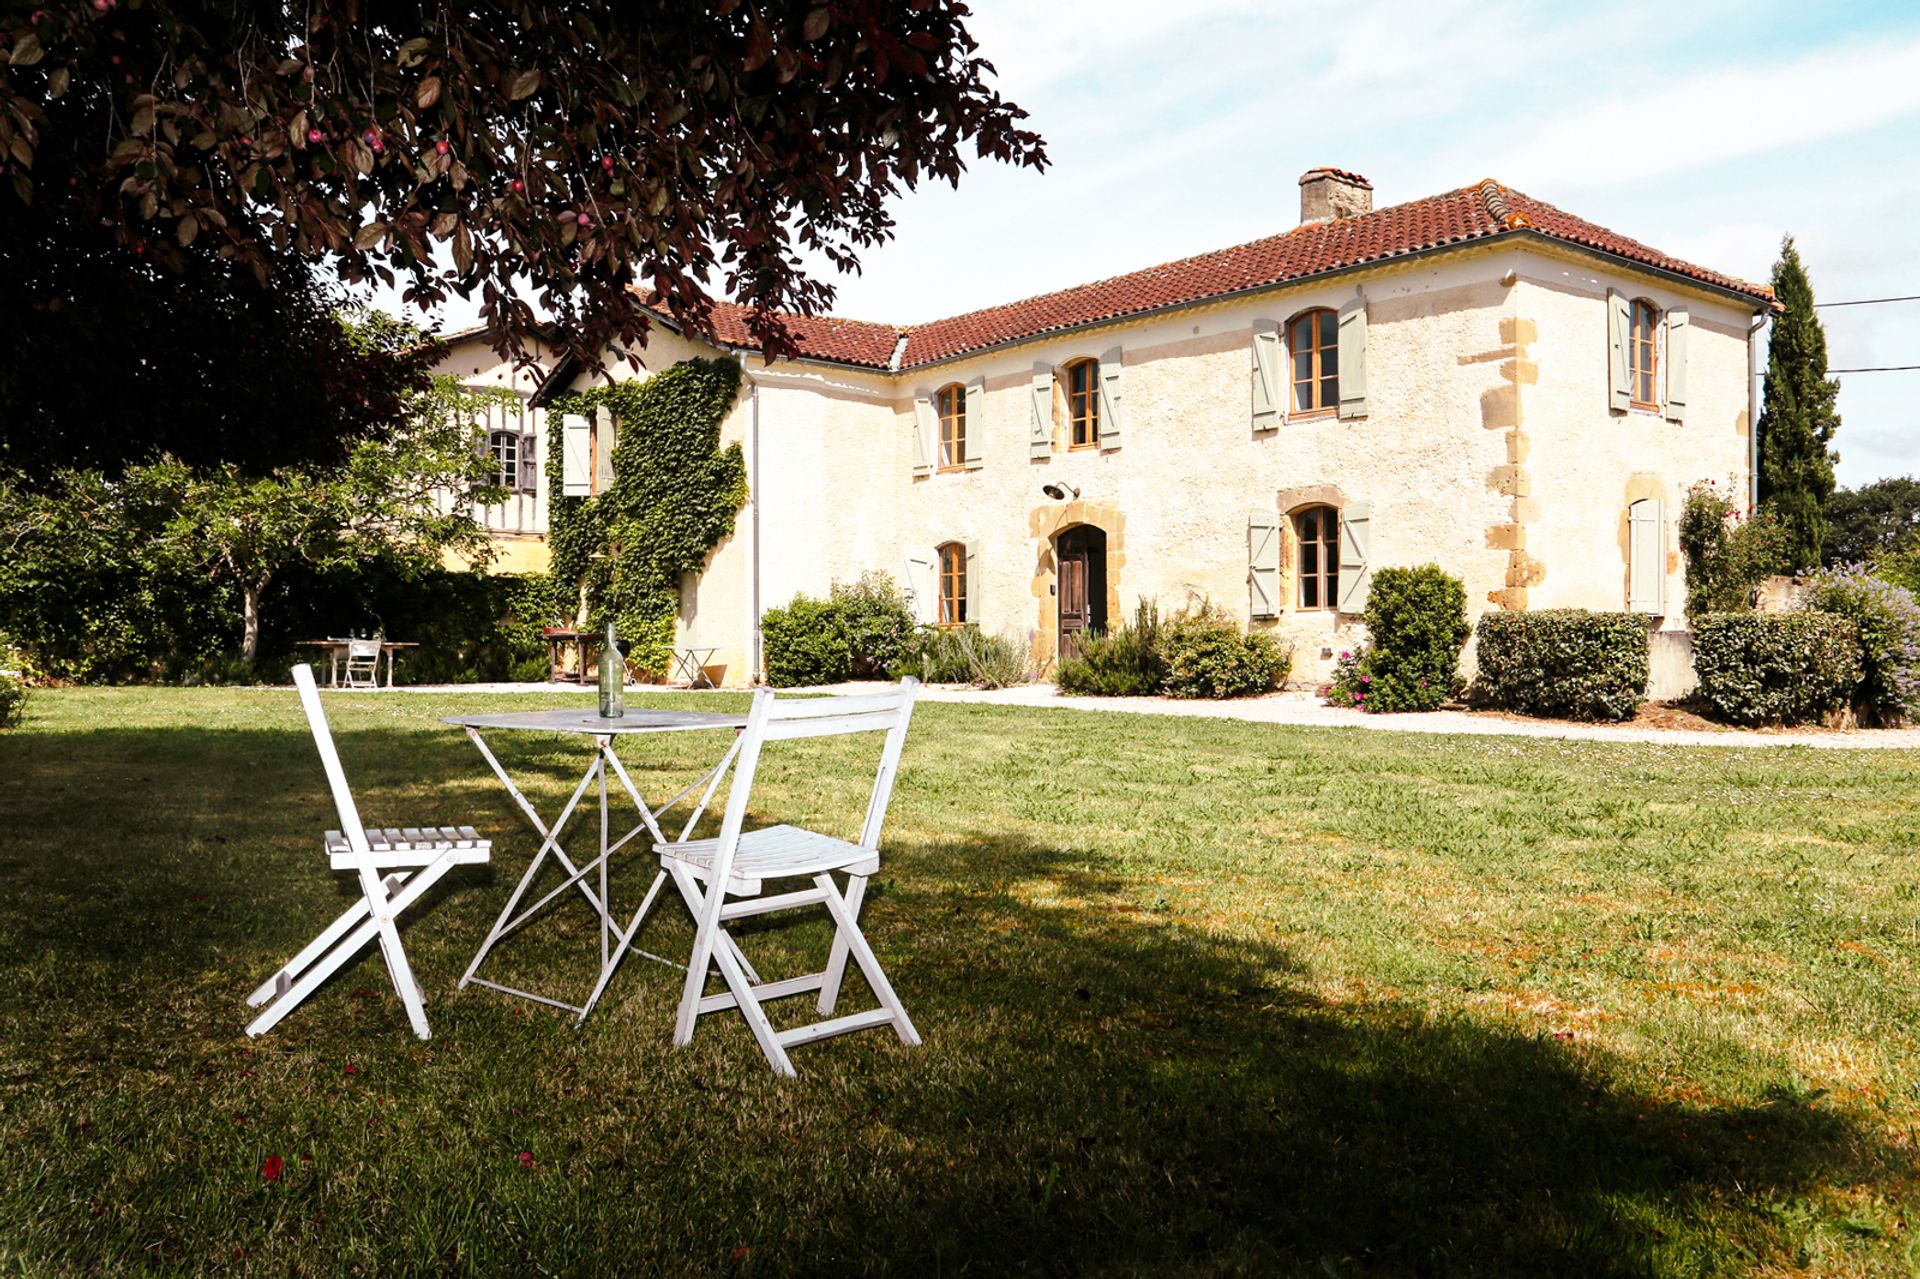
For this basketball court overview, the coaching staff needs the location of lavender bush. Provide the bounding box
[1799,564,1920,725]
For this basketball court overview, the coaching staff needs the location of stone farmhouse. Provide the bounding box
[436,169,1774,688]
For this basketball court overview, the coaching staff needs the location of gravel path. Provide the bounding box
[391,681,1920,750]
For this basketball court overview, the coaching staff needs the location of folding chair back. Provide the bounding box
[245,664,489,1040]
[344,638,382,689]
[664,679,921,1074]
[292,663,369,855]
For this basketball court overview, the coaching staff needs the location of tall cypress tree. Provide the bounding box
[1756,235,1842,569]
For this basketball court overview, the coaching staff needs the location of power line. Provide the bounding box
[1830,365,1920,373]
[1815,294,1920,308]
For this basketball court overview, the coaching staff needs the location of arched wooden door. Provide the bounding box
[1055,525,1108,661]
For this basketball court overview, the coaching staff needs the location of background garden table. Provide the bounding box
[297,638,417,688]
[441,707,749,1022]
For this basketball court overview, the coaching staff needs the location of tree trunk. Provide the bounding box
[241,575,269,667]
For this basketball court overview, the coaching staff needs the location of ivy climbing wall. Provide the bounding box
[546,357,748,674]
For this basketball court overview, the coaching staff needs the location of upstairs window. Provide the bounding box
[1295,504,1341,610]
[491,426,537,489]
[1629,299,1660,409]
[1065,358,1101,448]
[1289,309,1339,414]
[937,384,967,471]
[937,542,968,626]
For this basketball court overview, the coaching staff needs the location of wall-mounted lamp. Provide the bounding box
[1041,483,1081,502]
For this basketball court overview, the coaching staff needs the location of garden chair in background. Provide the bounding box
[659,679,922,1076]
[245,664,490,1040]
[343,637,383,689]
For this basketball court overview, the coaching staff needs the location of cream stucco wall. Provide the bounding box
[541,240,1759,688]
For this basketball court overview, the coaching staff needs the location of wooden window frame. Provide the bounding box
[1628,299,1660,411]
[1293,504,1341,612]
[1288,309,1339,417]
[937,542,967,627]
[488,429,520,492]
[936,383,967,472]
[1064,358,1101,450]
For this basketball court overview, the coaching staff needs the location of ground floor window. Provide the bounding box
[938,542,967,626]
[1295,505,1340,609]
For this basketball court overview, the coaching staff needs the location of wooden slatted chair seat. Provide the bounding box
[662,825,878,896]
[325,826,491,869]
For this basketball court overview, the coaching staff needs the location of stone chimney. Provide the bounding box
[1299,168,1373,224]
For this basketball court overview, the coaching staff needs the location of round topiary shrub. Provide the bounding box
[1159,602,1290,699]
[1692,611,1861,726]
[1336,565,1468,712]
[1472,610,1649,721]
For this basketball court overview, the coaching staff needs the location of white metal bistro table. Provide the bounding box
[442,707,751,1023]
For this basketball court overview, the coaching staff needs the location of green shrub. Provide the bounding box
[892,625,1030,688]
[1798,565,1920,725]
[1159,602,1290,699]
[830,573,915,679]
[0,672,25,729]
[1338,565,1468,712]
[1869,546,1920,595]
[760,595,851,687]
[1692,612,1861,726]
[760,574,915,688]
[1472,610,1650,721]
[1679,480,1795,619]
[1057,601,1164,697]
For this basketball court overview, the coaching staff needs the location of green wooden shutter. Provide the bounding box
[1029,364,1054,458]
[964,543,979,624]
[902,552,934,624]
[963,376,986,470]
[1336,499,1372,613]
[1097,346,1123,450]
[1251,321,1282,432]
[1337,296,1368,419]
[1664,308,1689,424]
[561,413,592,496]
[1248,510,1281,619]
[911,393,934,477]
[593,406,616,491]
[1628,497,1666,615]
[1607,288,1631,413]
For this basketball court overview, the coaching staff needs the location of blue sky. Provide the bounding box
[396,0,1920,484]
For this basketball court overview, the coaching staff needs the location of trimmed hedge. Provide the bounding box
[1473,610,1649,722]
[1692,612,1862,726]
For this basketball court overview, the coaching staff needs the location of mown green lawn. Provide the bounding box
[0,687,1916,1276]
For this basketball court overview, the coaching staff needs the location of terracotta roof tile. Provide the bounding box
[643,180,1772,372]
[650,298,901,369]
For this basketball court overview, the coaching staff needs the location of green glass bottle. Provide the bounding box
[597,619,624,718]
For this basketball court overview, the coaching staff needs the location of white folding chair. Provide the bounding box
[343,638,382,689]
[660,679,922,1076]
[245,664,490,1040]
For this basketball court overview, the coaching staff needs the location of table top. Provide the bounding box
[298,638,420,648]
[441,708,747,736]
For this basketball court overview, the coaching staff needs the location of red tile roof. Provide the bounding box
[643,180,1772,372]
[659,300,902,370]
